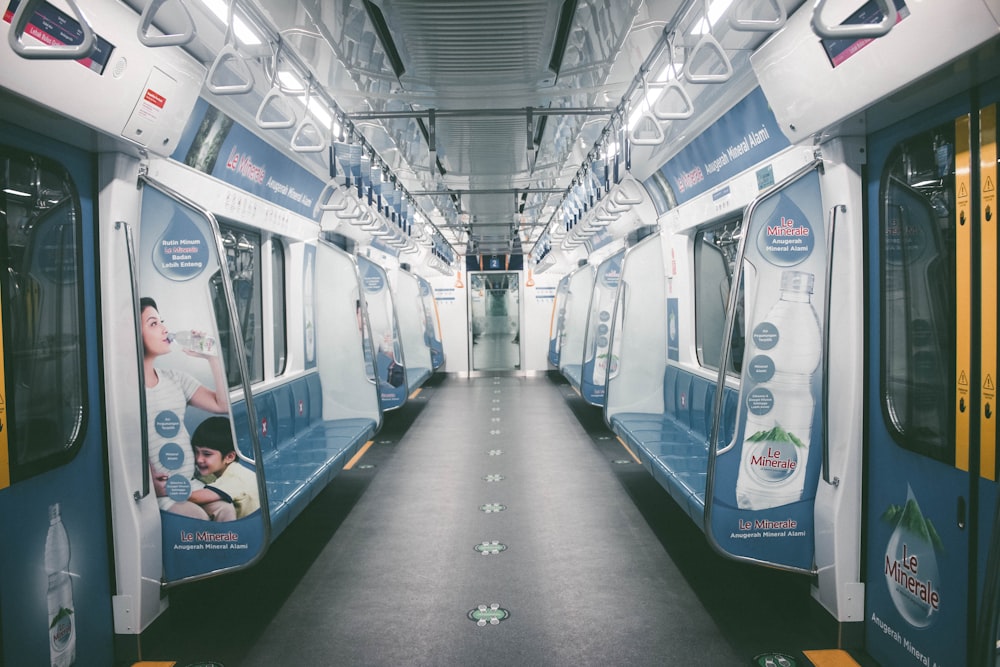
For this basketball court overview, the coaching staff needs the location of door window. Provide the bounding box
[0,148,87,481]
[879,125,956,462]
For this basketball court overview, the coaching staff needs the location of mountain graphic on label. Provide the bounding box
[882,487,943,628]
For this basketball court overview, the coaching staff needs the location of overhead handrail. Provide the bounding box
[8,0,96,60]
[728,0,786,32]
[683,0,734,84]
[650,36,694,120]
[811,0,895,40]
[255,41,297,129]
[137,0,197,48]
[206,0,254,95]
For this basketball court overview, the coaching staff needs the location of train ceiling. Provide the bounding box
[127,0,802,259]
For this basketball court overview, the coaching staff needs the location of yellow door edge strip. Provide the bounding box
[802,649,862,667]
[615,436,642,465]
[981,103,998,481]
[343,440,375,470]
[956,112,973,472]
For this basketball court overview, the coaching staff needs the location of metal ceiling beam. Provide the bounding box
[348,106,615,121]
[408,188,564,196]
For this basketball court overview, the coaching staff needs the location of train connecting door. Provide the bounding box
[865,78,999,667]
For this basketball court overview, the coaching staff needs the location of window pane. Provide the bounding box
[880,125,955,462]
[216,223,263,387]
[271,238,287,376]
[1,149,86,478]
[695,218,744,375]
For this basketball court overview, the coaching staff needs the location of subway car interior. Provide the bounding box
[1,0,1000,665]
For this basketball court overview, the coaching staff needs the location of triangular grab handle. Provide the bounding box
[728,0,786,32]
[651,80,694,121]
[138,0,197,47]
[811,0,895,40]
[8,0,95,60]
[206,43,255,95]
[290,117,328,153]
[683,33,733,84]
[256,85,297,129]
[629,111,665,146]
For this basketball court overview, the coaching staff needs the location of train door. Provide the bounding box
[0,126,115,665]
[469,272,521,372]
[865,79,999,667]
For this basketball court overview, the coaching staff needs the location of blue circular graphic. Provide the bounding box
[153,210,210,282]
[746,387,774,416]
[747,355,775,383]
[752,322,779,351]
[756,196,815,267]
[597,323,609,336]
[599,310,611,322]
[600,262,621,289]
[362,263,386,293]
[165,474,192,502]
[154,410,181,438]
[158,442,186,470]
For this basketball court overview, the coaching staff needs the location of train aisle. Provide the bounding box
[143,374,836,666]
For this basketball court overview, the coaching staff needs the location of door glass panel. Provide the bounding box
[695,217,744,375]
[470,272,520,371]
[880,125,956,462]
[1,148,86,480]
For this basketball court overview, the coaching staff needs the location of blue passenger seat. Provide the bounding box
[232,372,378,539]
[609,366,738,529]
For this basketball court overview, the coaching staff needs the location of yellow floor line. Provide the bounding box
[802,649,862,666]
[132,662,176,667]
[616,436,642,465]
[343,440,375,470]
[409,387,423,399]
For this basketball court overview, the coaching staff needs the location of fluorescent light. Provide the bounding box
[690,0,735,35]
[198,0,262,46]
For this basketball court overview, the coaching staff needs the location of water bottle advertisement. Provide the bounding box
[139,186,266,582]
[708,169,826,570]
[358,256,407,409]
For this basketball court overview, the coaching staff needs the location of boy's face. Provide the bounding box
[194,446,236,477]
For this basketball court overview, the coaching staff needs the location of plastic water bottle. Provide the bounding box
[45,503,76,667]
[168,330,217,356]
[736,270,822,510]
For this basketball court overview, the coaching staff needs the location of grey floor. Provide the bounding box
[151,374,829,666]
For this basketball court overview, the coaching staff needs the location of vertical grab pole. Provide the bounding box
[115,221,150,501]
[822,205,843,486]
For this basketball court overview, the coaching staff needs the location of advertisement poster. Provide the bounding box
[650,87,788,206]
[357,256,407,409]
[708,168,825,570]
[582,251,623,404]
[171,98,326,221]
[139,186,266,582]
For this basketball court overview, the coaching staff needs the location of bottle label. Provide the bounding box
[49,608,73,651]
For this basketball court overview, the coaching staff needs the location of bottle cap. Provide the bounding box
[780,270,814,295]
